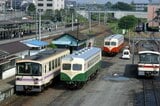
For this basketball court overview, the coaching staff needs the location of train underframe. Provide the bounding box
[16,85,44,92]
[138,70,159,77]
[65,70,99,90]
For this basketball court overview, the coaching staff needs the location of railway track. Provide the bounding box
[143,79,160,106]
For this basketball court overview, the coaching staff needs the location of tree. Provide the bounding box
[118,15,138,30]
[42,9,54,20]
[27,3,36,15]
[105,2,112,10]
[48,43,57,48]
[112,2,134,11]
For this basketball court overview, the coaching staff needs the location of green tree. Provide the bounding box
[118,15,138,30]
[42,9,54,20]
[48,43,57,48]
[105,1,112,10]
[27,3,36,15]
[112,2,134,11]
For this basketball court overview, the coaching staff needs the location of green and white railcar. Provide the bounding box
[60,47,102,88]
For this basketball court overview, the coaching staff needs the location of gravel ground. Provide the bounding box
[0,24,143,106]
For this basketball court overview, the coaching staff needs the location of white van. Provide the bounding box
[122,49,130,59]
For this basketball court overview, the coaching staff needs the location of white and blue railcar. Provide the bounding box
[138,51,160,77]
[15,49,70,92]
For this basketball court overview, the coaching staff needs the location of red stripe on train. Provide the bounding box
[103,43,124,53]
[138,65,160,68]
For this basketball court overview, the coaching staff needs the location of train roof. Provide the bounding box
[104,34,124,40]
[139,51,160,55]
[63,47,101,61]
[23,49,68,61]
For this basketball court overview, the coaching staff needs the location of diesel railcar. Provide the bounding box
[103,34,124,56]
[15,49,70,92]
[60,47,102,89]
[138,51,160,77]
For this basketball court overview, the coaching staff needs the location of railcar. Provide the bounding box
[60,47,102,89]
[103,34,124,56]
[138,51,160,77]
[15,49,70,92]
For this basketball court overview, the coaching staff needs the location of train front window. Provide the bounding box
[17,62,42,76]
[139,53,159,64]
[73,64,82,71]
[62,64,71,70]
[105,42,110,46]
[111,42,116,46]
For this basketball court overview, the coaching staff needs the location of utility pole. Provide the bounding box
[38,11,41,40]
[71,13,73,31]
[104,11,107,24]
[99,12,100,25]
[89,11,91,31]
[35,9,38,39]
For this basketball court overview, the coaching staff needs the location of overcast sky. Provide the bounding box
[75,0,160,4]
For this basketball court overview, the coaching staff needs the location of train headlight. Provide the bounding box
[34,78,39,84]
[16,78,22,80]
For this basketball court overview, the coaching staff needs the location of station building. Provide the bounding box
[52,32,95,54]
[0,41,30,79]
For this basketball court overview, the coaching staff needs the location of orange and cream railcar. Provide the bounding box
[103,34,124,55]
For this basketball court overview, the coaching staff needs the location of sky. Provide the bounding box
[74,0,160,4]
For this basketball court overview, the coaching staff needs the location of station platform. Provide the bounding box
[0,76,15,103]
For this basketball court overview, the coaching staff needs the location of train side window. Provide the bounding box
[52,60,54,69]
[49,61,51,71]
[45,65,46,73]
[55,59,58,68]
[58,58,60,66]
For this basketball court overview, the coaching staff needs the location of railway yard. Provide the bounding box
[0,25,160,106]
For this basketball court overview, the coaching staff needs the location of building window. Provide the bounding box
[47,0,52,1]
[38,9,43,12]
[38,0,43,1]
[38,3,43,6]
[47,3,52,7]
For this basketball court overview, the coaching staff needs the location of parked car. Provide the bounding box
[122,49,130,59]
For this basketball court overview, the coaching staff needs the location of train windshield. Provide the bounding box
[111,42,116,46]
[139,53,159,64]
[73,64,82,71]
[16,62,42,76]
[62,64,71,70]
[105,42,110,46]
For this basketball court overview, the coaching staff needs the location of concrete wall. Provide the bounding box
[77,10,147,19]
[0,85,14,102]
[147,5,160,27]
[2,68,16,80]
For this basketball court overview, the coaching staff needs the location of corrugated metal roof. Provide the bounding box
[63,47,101,60]
[52,41,71,45]
[0,41,30,54]
[22,40,49,47]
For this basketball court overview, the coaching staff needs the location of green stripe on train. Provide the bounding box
[60,62,101,82]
